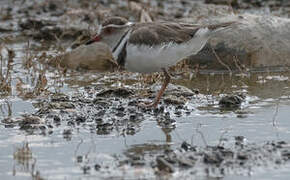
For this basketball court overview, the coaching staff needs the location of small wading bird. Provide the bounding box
[86,17,235,108]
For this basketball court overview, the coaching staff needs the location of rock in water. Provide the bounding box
[189,14,290,70]
[49,42,117,71]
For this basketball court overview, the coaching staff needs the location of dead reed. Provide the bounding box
[0,45,14,96]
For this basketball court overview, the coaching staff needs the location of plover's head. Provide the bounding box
[86,17,133,49]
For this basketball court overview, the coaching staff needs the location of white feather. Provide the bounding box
[97,24,102,34]
[125,27,211,73]
[112,29,132,60]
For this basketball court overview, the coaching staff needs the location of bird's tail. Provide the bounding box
[205,21,238,33]
[207,21,237,29]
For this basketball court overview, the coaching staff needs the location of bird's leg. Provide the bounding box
[141,68,171,108]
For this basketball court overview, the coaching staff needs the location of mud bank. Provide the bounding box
[2,80,290,179]
[102,140,290,179]
[190,14,290,70]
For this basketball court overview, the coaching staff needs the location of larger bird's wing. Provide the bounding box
[128,21,237,46]
[128,22,201,46]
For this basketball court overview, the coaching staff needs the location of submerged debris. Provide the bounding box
[104,140,290,178]
[96,88,134,98]
[156,156,175,173]
[219,94,245,109]
[2,115,45,134]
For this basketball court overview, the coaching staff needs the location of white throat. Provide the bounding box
[112,29,132,60]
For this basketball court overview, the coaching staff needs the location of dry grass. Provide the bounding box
[13,143,33,166]
[15,42,54,99]
[0,100,12,117]
[13,142,45,180]
[0,45,14,96]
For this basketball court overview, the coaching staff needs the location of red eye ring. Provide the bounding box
[85,35,101,45]
[93,35,101,42]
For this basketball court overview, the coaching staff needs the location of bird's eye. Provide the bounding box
[104,27,113,34]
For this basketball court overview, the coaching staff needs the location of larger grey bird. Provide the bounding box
[86,17,235,108]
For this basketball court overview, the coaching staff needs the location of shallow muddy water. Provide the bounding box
[1,40,290,180]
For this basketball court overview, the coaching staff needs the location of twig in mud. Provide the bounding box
[233,55,243,73]
[0,100,12,117]
[30,158,44,180]
[140,72,161,85]
[23,40,32,69]
[73,137,90,169]
[205,75,214,105]
[13,142,43,180]
[211,45,232,75]
[233,55,248,76]
[169,58,191,75]
[123,134,129,148]
[272,82,286,127]
[0,45,14,95]
[54,33,66,52]
[205,75,211,104]
[272,98,280,127]
[206,74,210,93]
[34,70,48,96]
[140,9,152,22]
[173,129,186,143]
[0,46,3,80]
[196,123,208,147]
[17,42,51,98]
[218,129,229,146]
[227,0,235,14]
[218,73,226,93]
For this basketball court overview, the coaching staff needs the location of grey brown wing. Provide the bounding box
[128,23,199,46]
